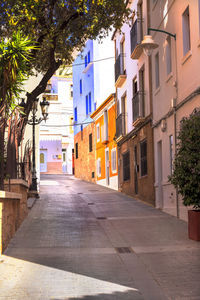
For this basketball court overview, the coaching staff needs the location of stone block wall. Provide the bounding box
[0,191,21,254]
[4,179,28,226]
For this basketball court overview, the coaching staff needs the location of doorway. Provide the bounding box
[62,149,67,173]
[134,145,138,194]
[105,148,110,186]
[157,141,163,208]
[40,150,47,172]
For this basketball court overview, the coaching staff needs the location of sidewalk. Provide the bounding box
[0,174,200,299]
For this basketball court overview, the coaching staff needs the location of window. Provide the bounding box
[88,92,92,113]
[155,52,160,89]
[40,153,44,164]
[182,6,191,56]
[86,95,88,115]
[169,135,173,175]
[111,148,117,173]
[85,55,87,68]
[97,158,101,177]
[140,140,147,176]
[120,38,126,73]
[96,124,100,142]
[75,142,78,159]
[123,151,130,181]
[166,36,172,75]
[74,107,77,122]
[89,133,92,152]
[80,79,82,94]
[88,51,90,64]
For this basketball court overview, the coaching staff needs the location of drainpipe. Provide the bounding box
[174,38,179,218]
[147,0,156,206]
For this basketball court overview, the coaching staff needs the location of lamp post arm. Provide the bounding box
[148,28,176,40]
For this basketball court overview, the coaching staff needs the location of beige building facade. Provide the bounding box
[149,0,200,220]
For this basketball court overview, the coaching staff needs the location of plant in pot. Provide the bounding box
[169,108,200,241]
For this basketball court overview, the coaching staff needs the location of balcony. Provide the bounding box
[130,20,143,60]
[115,54,126,88]
[132,91,145,126]
[116,113,126,142]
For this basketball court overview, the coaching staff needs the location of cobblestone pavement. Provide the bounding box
[0,174,200,300]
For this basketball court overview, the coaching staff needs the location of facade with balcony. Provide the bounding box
[73,35,115,182]
[113,0,155,206]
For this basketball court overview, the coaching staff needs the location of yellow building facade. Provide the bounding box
[91,94,118,190]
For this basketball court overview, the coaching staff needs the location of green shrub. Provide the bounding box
[169,109,200,209]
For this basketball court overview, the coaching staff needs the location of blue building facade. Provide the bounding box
[73,40,96,136]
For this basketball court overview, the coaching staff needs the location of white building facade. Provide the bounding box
[40,70,74,175]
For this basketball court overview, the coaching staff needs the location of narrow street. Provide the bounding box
[0,174,200,300]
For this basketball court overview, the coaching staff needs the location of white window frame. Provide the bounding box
[182,6,191,57]
[111,148,117,174]
[166,36,172,76]
[96,123,100,142]
[97,158,101,177]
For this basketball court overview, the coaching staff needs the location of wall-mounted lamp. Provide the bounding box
[140,28,176,56]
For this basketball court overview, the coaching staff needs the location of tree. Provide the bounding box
[0,0,130,142]
[0,31,36,189]
[169,109,200,209]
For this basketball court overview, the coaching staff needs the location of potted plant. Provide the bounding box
[169,108,200,241]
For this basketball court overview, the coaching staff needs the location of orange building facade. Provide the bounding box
[91,94,118,190]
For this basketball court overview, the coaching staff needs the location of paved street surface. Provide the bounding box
[1,174,200,300]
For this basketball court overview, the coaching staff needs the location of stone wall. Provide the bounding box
[0,191,21,254]
[4,179,28,226]
[74,123,96,182]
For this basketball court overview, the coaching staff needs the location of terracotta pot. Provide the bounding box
[188,210,200,241]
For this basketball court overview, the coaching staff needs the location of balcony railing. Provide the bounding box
[130,19,138,54]
[130,19,143,59]
[115,53,126,82]
[116,113,126,139]
[132,91,144,123]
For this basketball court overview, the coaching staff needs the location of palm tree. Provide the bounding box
[0,31,36,189]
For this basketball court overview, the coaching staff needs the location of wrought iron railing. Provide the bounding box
[130,19,138,54]
[116,113,126,138]
[115,53,126,82]
[132,91,145,122]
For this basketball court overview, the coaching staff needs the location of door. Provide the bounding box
[105,149,110,186]
[62,149,67,173]
[157,141,163,208]
[134,146,138,194]
[40,150,47,172]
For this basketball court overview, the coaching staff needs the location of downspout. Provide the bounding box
[174,40,179,218]
[147,0,155,205]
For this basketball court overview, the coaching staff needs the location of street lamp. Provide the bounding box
[140,28,176,56]
[19,97,49,194]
